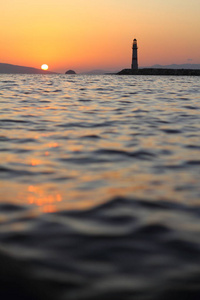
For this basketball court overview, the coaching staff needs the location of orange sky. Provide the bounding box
[1,0,200,73]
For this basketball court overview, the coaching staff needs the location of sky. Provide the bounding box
[1,0,200,73]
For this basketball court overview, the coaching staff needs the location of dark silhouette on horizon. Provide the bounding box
[132,38,138,70]
[117,38,200,76]
[65,70,76,74]
[0,63,57,74]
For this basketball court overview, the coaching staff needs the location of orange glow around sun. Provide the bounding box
[0,1,199,72]
[41,64,48,70]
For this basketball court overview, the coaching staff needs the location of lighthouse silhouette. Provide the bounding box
[131,39,138,70]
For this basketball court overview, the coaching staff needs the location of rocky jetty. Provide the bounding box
[117,68,200,76]
[65,70,76,74]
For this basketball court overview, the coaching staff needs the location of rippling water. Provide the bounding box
[0,74,200,299]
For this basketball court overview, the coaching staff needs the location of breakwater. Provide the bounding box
[117,68,200,76]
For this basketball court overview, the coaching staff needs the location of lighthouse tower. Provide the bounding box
[131,39,138,70]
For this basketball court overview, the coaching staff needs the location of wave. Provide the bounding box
[1,197,200,300]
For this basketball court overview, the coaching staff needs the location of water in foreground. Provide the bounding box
[0,74,200,299]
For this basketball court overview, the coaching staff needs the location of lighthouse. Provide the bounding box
[131,39,138,70]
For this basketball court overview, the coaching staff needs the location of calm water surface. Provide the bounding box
[0,74,200,299]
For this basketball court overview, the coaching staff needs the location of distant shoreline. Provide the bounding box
[117,68,200,76]
[0,63,57,75]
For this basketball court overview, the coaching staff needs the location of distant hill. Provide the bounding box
[80,69,112,75]
[150,64,200,70]
[0,63,58,74]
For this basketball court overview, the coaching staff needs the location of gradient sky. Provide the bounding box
[1,0,200,73]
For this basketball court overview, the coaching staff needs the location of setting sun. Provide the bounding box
[41,64,48,70]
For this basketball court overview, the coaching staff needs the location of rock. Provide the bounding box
[65,70,76,74]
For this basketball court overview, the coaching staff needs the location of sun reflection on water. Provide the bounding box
[30,159,42,166]
[27,185,62,213]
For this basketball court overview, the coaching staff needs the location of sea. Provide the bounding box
[0,74,200,300]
